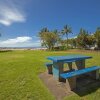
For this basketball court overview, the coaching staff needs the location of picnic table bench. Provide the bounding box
[60,66,100,90]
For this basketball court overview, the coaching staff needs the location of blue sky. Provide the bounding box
[0,0,100,47]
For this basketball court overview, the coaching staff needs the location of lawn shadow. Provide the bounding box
[73,74,100,97]
[0,50,12,53]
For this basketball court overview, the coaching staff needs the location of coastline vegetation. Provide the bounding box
[39,25,100,51]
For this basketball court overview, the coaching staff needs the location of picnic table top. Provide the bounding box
[47,55,92,62]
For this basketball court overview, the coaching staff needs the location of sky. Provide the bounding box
[0,0,100,47]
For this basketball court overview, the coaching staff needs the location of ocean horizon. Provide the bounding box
[0,47,47,49]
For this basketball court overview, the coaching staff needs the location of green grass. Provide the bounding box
[0,50,100,100]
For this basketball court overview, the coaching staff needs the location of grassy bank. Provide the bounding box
[0,50,100,100]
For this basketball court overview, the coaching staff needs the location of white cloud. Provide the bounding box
[0,0,26,26]
[0,36,32,47]
[0,36,41,47]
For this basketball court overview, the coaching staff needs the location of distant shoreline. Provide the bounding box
[0,47,47,50]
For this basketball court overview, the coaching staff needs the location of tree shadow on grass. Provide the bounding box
[0,50,12,53]
[73,74,100,97]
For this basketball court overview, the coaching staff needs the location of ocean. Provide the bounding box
[0,47,47,50]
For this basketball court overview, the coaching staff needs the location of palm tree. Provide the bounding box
[61,25,72,48]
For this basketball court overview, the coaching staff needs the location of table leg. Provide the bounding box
[75,59,85,70]
[53,62,64,80]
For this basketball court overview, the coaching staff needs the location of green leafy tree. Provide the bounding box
[39,28,60,50]
[60,40,67,47]
[86,35,95,48]
[94,27,100,49]
[61,25,72,48]
[53,29,61,46]
[69,38,77,48]
[77,28,88,48]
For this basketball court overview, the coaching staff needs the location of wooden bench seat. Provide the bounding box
[60,66,100,90]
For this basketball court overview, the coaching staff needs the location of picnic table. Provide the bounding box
[46,54,100,90]
[47,55,92,80]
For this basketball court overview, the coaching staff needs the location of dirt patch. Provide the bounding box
[39,72,73,100]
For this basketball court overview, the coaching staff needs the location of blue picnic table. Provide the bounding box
[47,55,92,80]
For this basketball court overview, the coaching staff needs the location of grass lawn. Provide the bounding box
[0,50,100,100]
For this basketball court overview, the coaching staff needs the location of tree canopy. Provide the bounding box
[39,28,60,50]
[94,27,100,49]
[39,26,100,50]
[77,28,89,48]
